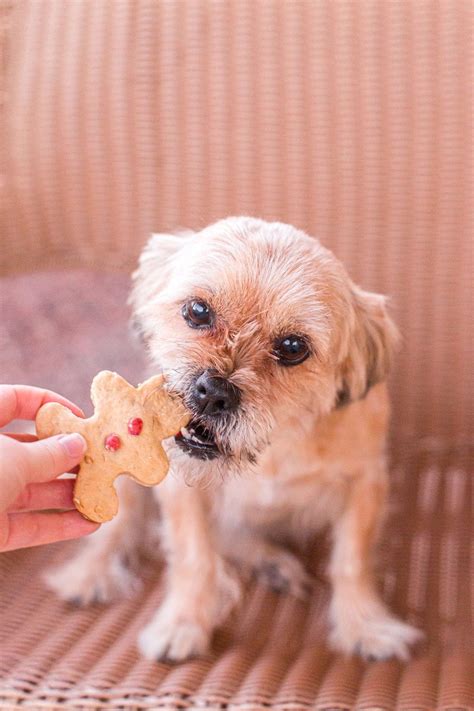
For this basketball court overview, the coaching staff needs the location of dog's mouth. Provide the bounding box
[174,420,221,460]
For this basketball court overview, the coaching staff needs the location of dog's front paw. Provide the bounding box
[138,611,210,662]
[329,604,422,661]
[44,553,141,605]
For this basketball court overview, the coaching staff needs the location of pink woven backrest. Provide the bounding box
[1,0,472,454]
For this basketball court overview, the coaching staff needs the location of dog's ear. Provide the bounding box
[336,286,400,407]
[129,230,192,340]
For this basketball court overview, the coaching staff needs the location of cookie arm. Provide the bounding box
[138,374,188,437]
[36,402,84,440]
[138,374,165,402]
[161,400,189,437]
[128,444,170,487]
[149,390,190,438]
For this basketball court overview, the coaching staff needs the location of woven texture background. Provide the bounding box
[0,0,473,708]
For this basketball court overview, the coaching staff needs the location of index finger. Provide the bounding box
[0,385,84,428]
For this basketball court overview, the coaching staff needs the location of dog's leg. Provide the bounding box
[44,477,145,604]
[328,467,421,660]
[138,477,241,662]
[219,530,313,599]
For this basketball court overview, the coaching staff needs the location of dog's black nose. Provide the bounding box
[192,371,241,416]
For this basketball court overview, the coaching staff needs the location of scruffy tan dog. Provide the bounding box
[46,217,421,661]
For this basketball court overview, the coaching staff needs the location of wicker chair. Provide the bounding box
[1,1,472,708]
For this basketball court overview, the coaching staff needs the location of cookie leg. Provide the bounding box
[73,464,119,523]
[44,477,145,604]
[138,476,241,662]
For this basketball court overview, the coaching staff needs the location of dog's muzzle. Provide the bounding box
[174,370,241,460]
[175,421,220,460]
[190,370,241,416]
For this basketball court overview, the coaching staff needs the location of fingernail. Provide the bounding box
[59,433,87,458]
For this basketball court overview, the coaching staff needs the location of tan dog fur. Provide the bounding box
[46,217,421,661]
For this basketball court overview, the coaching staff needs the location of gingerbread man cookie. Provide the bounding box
[35,371,189,523]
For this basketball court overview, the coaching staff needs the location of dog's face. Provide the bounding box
[130,218,398,472]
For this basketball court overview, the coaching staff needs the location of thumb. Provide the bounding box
[23,433,87,484]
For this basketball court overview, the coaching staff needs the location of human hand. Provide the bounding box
[0,385,100,552]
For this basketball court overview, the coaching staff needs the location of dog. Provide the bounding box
[46,217,421,661]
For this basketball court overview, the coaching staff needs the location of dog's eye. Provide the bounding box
[273,335,310,366]
[182,300,213,328]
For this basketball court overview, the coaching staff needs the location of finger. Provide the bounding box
[1,433,38,443]
[0,510,99,552]
[8,479,75,513]
[0,385,84,428]
[21,433,87,485]
[0,434,86,513]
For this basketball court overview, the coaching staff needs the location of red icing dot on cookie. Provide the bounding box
[127,417,143,436]
[104,434,121,451]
